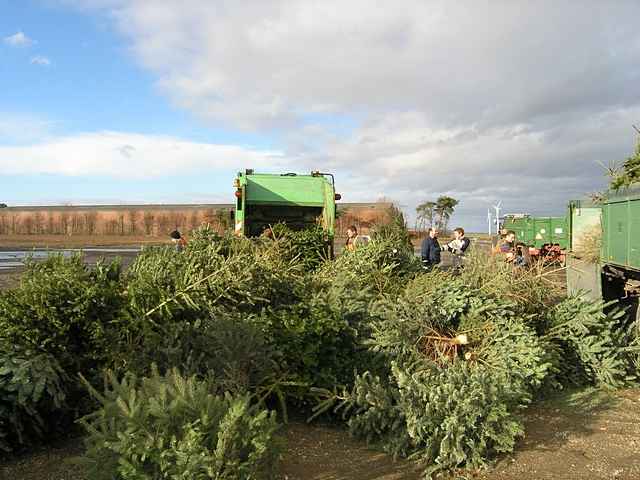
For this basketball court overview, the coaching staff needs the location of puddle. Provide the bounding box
[0,248,141,272]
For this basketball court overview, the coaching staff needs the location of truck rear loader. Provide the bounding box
[233,169,341,246]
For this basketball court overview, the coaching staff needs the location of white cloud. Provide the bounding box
[3,31,35,47]
[56,2,640,228]
[30,55,51,66]
[0,131,289,178]
[70,1,640,128]
[0,113,55,144]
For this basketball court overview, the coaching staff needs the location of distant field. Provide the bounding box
[0,234,166,249]
[0,202,392,242]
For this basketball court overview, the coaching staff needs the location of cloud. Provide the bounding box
[30,55,51,66]
[0,113,55,144]
[3,31,35,47]
[60,2,640,228]
[69,1,640,128]
[0,131,289,178]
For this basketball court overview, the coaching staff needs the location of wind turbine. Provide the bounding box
[492,201,502,235]
[487,208,492,236]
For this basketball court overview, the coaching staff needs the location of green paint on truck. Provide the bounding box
[233,170,339,240]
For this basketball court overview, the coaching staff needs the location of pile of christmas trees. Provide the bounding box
[315,253,639,477]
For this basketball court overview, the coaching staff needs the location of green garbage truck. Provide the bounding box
[232,169,341,240]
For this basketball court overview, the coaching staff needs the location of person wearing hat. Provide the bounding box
[169,230,187,252]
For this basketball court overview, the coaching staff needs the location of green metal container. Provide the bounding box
[502,215,568,249]
[566,199,603,301]
[233,170,338,239]
[567,199,602,254]
[601,191,640,272]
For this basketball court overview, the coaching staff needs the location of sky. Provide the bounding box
[2,0,640,230]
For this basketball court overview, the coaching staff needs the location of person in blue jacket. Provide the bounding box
[421,227,441,269]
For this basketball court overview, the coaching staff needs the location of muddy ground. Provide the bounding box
[1,388,639,480]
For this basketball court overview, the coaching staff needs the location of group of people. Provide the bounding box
[420,227,471,270]
[171,224,525,270]
[420,227,532,270]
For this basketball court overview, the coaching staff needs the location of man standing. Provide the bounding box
[421,227,441,269]
[442,227,471,270]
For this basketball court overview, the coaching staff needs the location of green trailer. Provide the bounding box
[233,169,340,240]
[501,215,568,251]
[599,191,640,310]
[566,192,640,315]
[601,192,640,269]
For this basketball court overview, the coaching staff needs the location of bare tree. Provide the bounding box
[127,210,140,235]
[169,212,186,232]
[157,214,170,236]
[33,212,45,235]
[117,213,126,236]
[203,208,216,225]
[71,213,84,235]
[59,212,70,235]
[46,212,55,235]
[189,210,201,231]
[416,201,436,232]
[23,214,35,235]
[143,211,155,236]
[84,211,98,235]
[105,219,118,235]
[10,214,19,235]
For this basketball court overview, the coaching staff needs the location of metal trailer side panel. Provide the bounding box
[531,217,568,248]
[603,201,628,266]
[505,217,534,245]
[532,217,552,248]
[566,254,602,301]
[602,194,640,271]
[566,200,603,300]
[506,216,567,249]
[568,202,602,253]
[550,217,569,249]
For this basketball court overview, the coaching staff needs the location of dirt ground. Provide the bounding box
[0,270,22,291]
[477,388,640,480]
[1,388,639,480]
